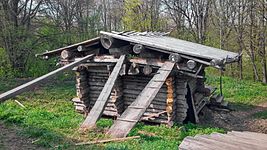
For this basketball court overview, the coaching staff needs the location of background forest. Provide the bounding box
[0,0,266,84]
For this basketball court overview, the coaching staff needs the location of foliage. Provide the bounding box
[0,48,16,78]
[122,0,167,31]
[206,73,267,105]
[122,0,148,31]
[253,110,267,119]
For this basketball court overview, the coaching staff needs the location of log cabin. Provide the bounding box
[0,31,240,138]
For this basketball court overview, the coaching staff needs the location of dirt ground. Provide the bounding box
[0,123,45,150]
[0,102,266,149]
[199,102,267,134]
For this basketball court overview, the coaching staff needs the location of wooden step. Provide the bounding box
[107,61,175,138]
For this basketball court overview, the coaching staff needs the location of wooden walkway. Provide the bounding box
[179,131,267,150]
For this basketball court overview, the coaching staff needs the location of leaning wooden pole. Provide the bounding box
[0,54,94,103]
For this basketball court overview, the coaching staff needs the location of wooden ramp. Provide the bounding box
[0,54,94,103]
[107,61,175,138]
[80,55,125,129]
[179,131,267,150]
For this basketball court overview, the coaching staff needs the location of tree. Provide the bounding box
[163,0,211,44]
[0,0,43,72]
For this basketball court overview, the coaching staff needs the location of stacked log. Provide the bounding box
[72,63,211,125]
[86,65,123,117]
[122,75,175,125]
[173,76,189,123]
[72,66,90,113]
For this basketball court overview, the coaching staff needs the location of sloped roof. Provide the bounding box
[100,31,240,63]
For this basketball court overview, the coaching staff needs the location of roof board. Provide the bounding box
[100,31,239,63]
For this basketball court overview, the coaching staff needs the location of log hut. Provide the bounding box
[0,31,240,138]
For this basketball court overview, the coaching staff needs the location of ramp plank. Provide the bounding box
[107,61,174,138]
[80,55,125,129]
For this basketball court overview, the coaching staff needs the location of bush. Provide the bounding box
[0,48,17,78]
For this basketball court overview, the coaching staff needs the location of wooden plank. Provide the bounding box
[179,137,212,150]
[75,136,140,146]
[228,131,267,141]
[0,54,94,103]
[36,37,100,57]
[80,55,125,130]
[211,133,267,148]
[107,61,174,138]
[191,136,242,150]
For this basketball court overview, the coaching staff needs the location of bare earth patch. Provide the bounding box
[0,123,45,150]
[200,102,267,134]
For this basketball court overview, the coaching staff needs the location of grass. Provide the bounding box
[0,74,266,149]
[253,110,267,119]
[206,75,267,106]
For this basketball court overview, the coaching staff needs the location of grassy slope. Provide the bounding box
[206,75,267,106]
[0,75,266,149]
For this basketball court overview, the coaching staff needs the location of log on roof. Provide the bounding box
[100,31,240,63]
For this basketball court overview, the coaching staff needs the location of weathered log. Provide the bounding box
[142,65,153,75]
[169,53,182,63]
[109,45,131,57]
[129,58,164,67]
[133,44,145,54]
[100,34,128,49]
[61,50,75,59]
[36,37,99,58]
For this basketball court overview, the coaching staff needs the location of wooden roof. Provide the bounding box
[100,31,240,63]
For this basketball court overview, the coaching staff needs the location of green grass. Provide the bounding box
[0,78,225,149]
[253,110,267,119]
[1,74,266,149]
[206,75,267,105]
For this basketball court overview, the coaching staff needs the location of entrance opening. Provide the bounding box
[184,85,196,124]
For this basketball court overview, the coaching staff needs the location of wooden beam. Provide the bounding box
[80,55,125,130]
[133,44,145,54]
[75,136,140,146]
[129,58,164,67]
[0,54,94,103]
[107,61,175,138]
[36,37,100,57]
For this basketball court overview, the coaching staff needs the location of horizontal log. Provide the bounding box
[102,111,120,117]
[123,95,167,102]
[124,102,167,110]
[88,78,108,83]
[129,58,164,67]
[87,69,110,73]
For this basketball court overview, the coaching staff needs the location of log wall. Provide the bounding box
[73,64,209,125]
